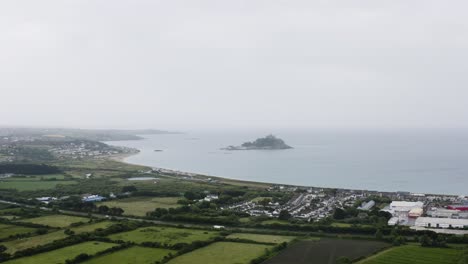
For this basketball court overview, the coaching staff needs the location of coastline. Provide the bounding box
[106,149,461,197]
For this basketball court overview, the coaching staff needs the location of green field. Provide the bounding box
[0,224,36,240]
[98,197,180,216]
[70,221,114,233]
[18,215,89,227]
[107,226,219,245]
[227,233,296,244]
[0,180,76,191]
[167,242,273,264]
[2,231,67,254]
[358,245,463,264]
[2,222,114,254]
[4,241,117,264]
[83,246,176,264]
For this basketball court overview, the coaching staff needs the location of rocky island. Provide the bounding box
[224,135,292,150]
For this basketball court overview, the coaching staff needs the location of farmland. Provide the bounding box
[107,226,219,245]
[4,241,117,264]
[82,246,176,264]
[2,231,67,254]
[227,233,296,244]
[70,221,114,233]
[0,180,76,191]
[2,221,114,254]
[97,197,180,216]
[167,242,273,264]
[18,215,89,228]
[264,239,389,264]
[358,245,463,264]
[0,224,36,240]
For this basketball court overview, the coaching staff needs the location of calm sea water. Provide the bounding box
[107,130,468,195]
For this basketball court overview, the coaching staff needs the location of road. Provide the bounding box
[0,199,310,235]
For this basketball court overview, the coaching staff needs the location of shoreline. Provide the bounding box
[106,150,462,198]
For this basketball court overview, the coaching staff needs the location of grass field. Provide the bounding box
[227,233,296,244]
[107,226,219,245]
[0,224,36,240]
[0,180,76,191]
[358,245,463,264]
[82,246,176,264]
[97,197,180,216]
[2,230,67,254]
[264,239,389,264]
[4,241,117,264]
[2,221,114,254]
[167,242,273,264]
[18,215,89,228]
[70,221,114,233]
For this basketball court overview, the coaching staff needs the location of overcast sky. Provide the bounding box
[1,1,468,131]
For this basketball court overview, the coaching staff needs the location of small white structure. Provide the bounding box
[213,225,225,229]
[415,217,468,229]
[358,200,375,211]
[388,217,399,226]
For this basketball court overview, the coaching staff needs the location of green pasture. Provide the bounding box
[107,226,219,245]
[227,233,296,244]
[83,246,176,264]
[4,241,117,264]
[167,242,273,264]
[18,215,89,228]
[98,197,180,216]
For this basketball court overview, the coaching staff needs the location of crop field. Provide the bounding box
[107,226,219,245]
[2,230,67,254]
[83,246,176,264]
[263,239,389,264]
[70,221,114,233]
[358,245,463,264]
[0,223,36,240]
[98,197,180,216]
[18,215,89,228]
[168,242,272,264]
[227,233,296,244]
[4,241,117,264]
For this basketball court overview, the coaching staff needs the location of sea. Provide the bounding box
[106,130,468,196]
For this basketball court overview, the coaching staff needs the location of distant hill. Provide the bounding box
[0,127,179,141]
[224,135,292,150]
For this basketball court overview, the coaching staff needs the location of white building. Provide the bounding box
[389,201,424,213]
[415,217,468,229]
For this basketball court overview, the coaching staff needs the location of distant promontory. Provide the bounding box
[223,135,292,150]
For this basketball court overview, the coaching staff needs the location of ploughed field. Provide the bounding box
[358,245,463,264]
[263,239,389,264]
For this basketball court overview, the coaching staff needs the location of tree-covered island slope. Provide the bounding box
[223,135,292,150]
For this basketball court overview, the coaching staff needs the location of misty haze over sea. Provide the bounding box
[107,129,468,196]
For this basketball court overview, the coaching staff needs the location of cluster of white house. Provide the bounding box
[386,201,468,229]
